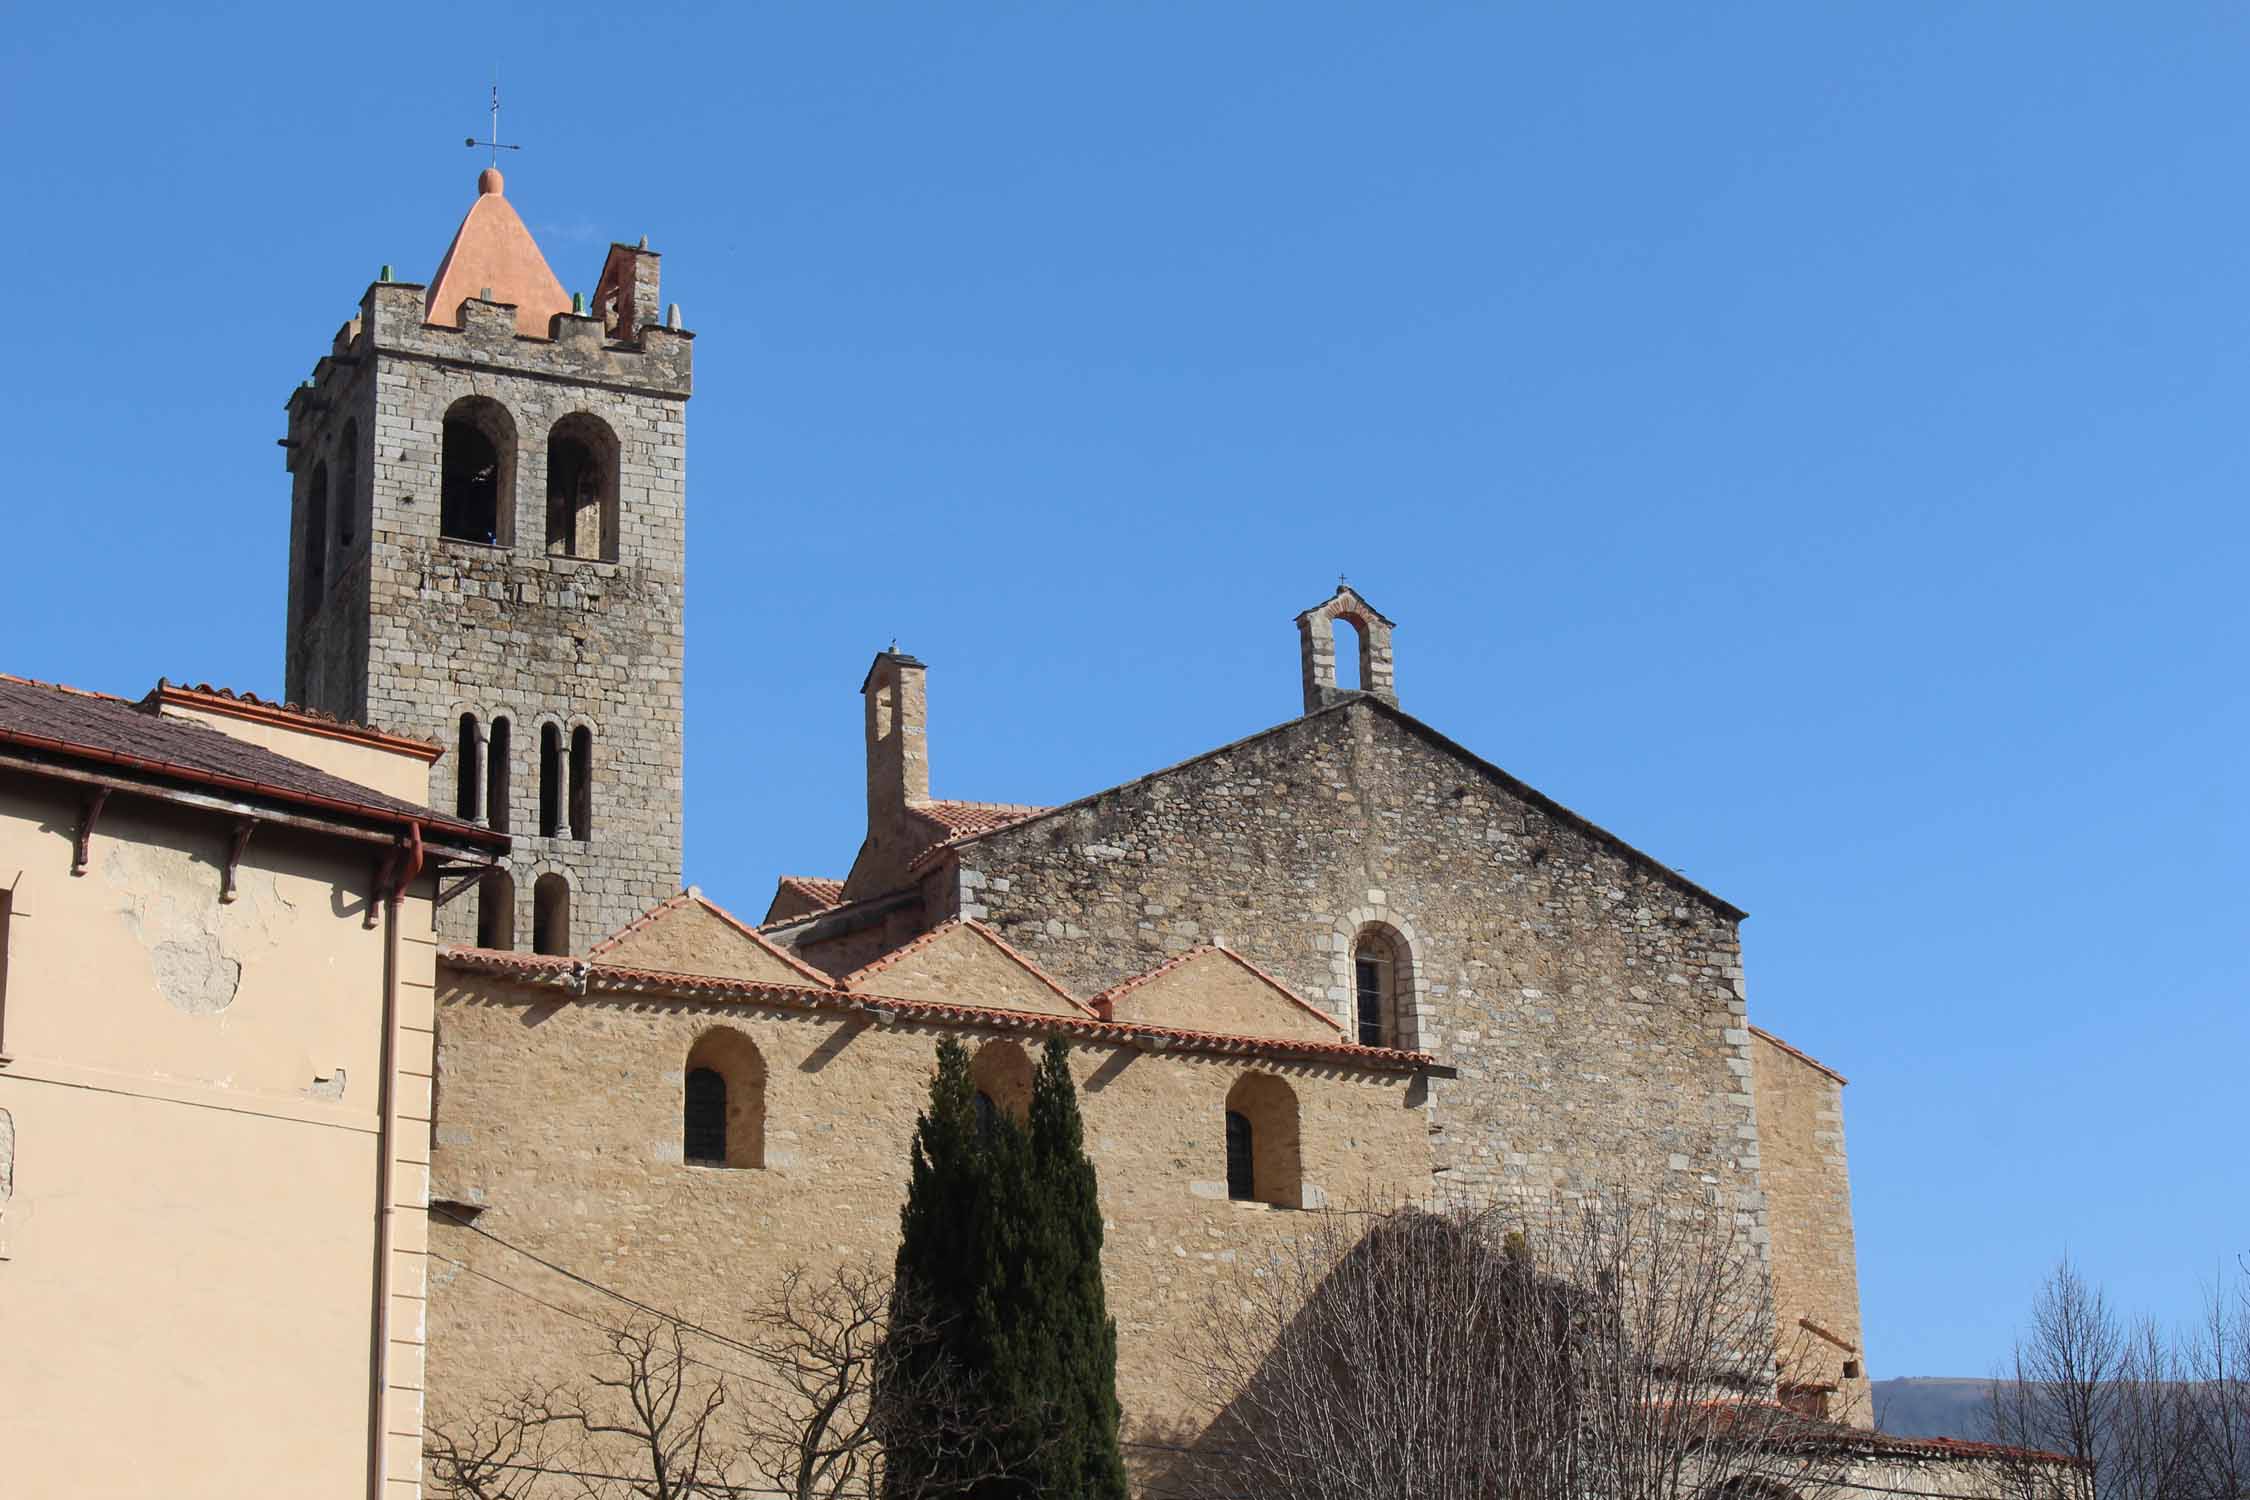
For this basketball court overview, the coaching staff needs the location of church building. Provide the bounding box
[255,164,2066,1498]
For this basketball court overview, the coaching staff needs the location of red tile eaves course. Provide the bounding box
[774,876,845,910]
[440,946,1435,1073]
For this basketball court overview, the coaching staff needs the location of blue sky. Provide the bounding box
[4,4,2243,1383]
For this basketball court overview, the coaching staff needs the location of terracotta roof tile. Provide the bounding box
[775,876,845,909]
[154,680,440,759]
[440,946,1435,1073]
[0,673,498,847]
[903,800,1047,874]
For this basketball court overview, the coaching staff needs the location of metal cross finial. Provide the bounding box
[464,77,522,165]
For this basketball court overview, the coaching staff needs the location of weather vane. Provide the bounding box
[465,78,521,166]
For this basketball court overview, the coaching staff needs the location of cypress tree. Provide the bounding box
[885,1036,1127,1500]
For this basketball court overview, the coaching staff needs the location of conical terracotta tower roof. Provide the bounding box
[426,168,571,336]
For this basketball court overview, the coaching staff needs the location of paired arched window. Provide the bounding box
[531,873,571,956]
[301,460,329,617]
[538,723,594,841]
[684,1028,766,1168]
[969,1040,1034,1132]
[476,869,514,951]
[545,413,620,561]
[336,419,359,551]
[440,397,516,545]
[1224,1073,1302,1208]
[485,716,511,835]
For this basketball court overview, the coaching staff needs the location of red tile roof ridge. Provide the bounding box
[439,946,1433,1072]
[590,887,835,985]
[151,680,441,758]
[1092,943,1345,1036]
[756,883,917,935]
[1746,1024,1849,1086]
[839,918,1098,1017]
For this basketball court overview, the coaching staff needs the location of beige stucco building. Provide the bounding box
[0,678,503,1499]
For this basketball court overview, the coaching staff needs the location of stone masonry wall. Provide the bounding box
[1753,1030,1872,1425]
[425,970,1428,1485]
[941,699,1767,1238]
[285,283,691,948]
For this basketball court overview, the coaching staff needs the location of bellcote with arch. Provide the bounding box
[1296,583,1398,714]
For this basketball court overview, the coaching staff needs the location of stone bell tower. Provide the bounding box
[281,167,691,952]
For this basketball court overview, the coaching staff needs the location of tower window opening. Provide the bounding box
[336,419,359,551]
[301,460,329,618]
[545,414,619,561]
[476,869,515,951]
[569,725,593,841]
[532,873,570,956]
[539,724,562,838]
[440,397,515,546]
[454,713,481,821]
[1332,616,1366,692]
[485,717,511,835]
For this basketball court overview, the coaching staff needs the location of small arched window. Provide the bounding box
[454,713,482,821]
[476,869,514,951]
[531,873,570,956]
[336,419,359,551]
[569,725,593,841]
[301,460,329,617]
[485,716,511,836]
[441,397,516,545]
[1352,928,1402,1048]
[545,413,620,561]
[969,1040,1034,1128]
[1224,1073,1302,1209]
[684,1028,766,1168]
[539,723,562,838]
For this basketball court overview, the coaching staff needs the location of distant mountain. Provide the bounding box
[1873,1377,1994,1440]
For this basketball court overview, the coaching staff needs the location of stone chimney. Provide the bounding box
[862,650,930,835]
[1296,584,1398,714]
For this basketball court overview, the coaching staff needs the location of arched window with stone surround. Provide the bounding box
[440,396,515,545]
[1351,926,1409,1049]
[476,868,514,950]
[531,872,570,956]
[301,460,329,617]
[684,1028,766,1168]
[545,412,620,561]
[1224,1073,1301,1208]
[970,1040,1033,1133]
